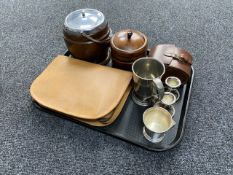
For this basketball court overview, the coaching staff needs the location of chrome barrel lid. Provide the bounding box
[64,9,106,34]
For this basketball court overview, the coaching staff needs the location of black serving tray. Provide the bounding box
[33,52,194,151]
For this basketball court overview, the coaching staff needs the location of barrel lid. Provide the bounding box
[111,29,147,52]
[64,9,106,34]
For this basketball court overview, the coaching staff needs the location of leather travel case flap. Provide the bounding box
[149,44,193,83]
[150,44,175,64]
[150,44,192,65]
[30,55,132,120]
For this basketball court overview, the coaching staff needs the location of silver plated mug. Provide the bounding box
[132,57,165,106]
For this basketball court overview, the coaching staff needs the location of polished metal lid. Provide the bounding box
[64,9,106,34]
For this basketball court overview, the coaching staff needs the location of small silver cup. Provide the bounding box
[143,107,176,143]
[132,57,165,106]
[165,76,181,89]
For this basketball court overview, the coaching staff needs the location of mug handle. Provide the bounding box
[152,78,164,101]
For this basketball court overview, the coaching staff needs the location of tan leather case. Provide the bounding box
[30,55,132,125]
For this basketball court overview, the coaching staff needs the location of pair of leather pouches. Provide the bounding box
[30,44,192,127]
[30,55,132,126]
